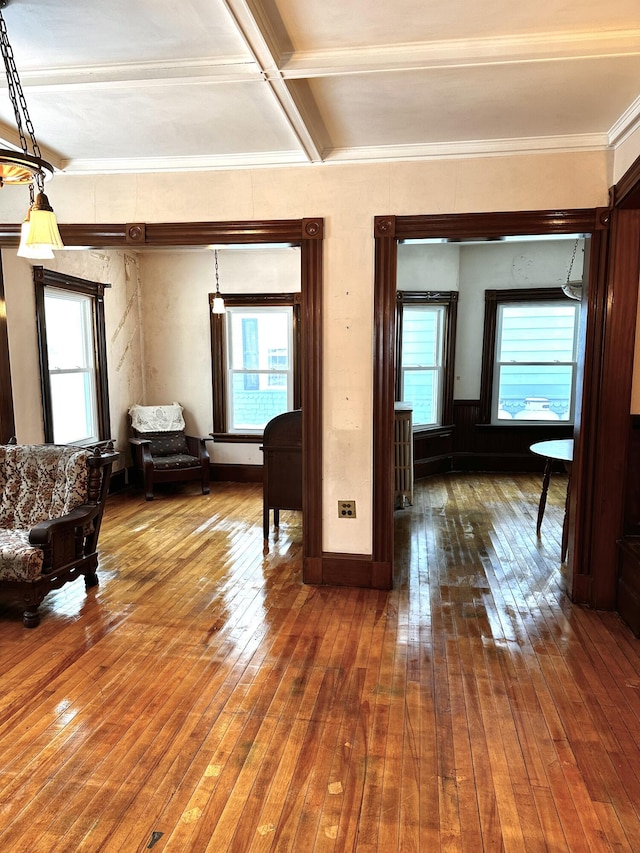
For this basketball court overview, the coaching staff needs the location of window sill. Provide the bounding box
[475,422,574,430]
[210,432,264,444]
[413,424,455,438]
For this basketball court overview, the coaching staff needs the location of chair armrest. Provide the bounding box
[185,435,210,462]
[28,504,99,546]
[129,437,153,466]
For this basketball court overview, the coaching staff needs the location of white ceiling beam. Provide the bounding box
[222,0,325,163]
[281,29,640,78]
[3,59,260,92]
[0,123,65,170]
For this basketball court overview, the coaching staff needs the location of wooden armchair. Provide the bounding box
[0,441,118,627]
[128,403,210,501]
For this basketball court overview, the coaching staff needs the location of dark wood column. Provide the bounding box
[0,255,15,443]
[585,208,640,608]
[372,216,397,588]
[300,218,324,583]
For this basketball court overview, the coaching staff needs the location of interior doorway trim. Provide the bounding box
[0,218,324,581]
[373,209,611,595]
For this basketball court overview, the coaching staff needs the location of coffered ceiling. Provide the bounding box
[0,0,638,176]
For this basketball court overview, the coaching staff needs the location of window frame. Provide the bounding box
[210,292,301,442]
[34,266,111,445]
[395,290,458,432]
[480,286,577,425]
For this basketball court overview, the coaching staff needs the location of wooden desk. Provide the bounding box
[260,409,302,550]
[530,438,573,562]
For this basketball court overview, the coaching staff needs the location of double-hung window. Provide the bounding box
[395,291,457,429]
[210,293,301,438]
[34,267,111,445]
[481,288,580,424]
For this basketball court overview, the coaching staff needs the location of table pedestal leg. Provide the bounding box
[536,458,552,536]
[561,463,571,563]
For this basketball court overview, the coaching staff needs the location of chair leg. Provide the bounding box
[85,571,99,589]
[144,466,154,500]
[23,606,40,628]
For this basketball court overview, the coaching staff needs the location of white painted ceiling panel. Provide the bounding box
[304,55,640,150]
[0,80,304,166]
[274,0,640,49]
[0,0,636,174]
[6,0,250,68]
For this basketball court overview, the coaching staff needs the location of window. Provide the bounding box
[395,291,457,429]
[34,267,111,445]
[481,288,580,424]
[210,293,301,439]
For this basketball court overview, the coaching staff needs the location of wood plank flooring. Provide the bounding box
[0,473,639,851]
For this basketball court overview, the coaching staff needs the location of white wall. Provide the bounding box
[138,247,300,466]
[3,248,143,470]
[1,152,610,555]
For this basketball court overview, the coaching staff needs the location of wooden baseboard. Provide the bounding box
[304,554,392,590]
[415,455,453,478]
[211,463,262,483]
[109,468,128,493]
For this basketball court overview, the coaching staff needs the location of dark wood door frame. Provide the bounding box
[0,258,15,442]
[0,219,324,583]
[372,208,639,608]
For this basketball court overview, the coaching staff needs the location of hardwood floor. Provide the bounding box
[0,473,639,851]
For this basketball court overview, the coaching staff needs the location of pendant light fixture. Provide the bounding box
[561,238,582,301]
[0,1,63,257]
[212,249,225,314]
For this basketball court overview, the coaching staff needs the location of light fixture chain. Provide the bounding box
[0,10,43,168]
[566,238,579,285]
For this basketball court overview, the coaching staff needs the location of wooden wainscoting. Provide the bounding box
[452,400,574,472]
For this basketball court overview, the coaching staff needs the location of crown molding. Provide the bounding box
[58,150,310,175]
[324,133,610,164]
[609,95,640,148]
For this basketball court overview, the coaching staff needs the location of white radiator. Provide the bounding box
[394,402,414,508]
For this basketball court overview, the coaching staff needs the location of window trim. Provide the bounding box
[479,286,575,425]
[210,291,301,441]
[34,266,111,445]
[395,290,458,431]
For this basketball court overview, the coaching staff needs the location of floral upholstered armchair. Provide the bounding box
[128,402,210,501]
[0,441,118,627]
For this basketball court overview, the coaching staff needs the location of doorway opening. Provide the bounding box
[373,210,610,598]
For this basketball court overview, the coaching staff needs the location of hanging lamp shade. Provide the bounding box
[17,208,54,258]
[212,249,225,314]
[25,192,63,249]
[0,4,63,252]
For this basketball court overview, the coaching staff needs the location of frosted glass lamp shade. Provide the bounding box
[212,295,226,314]
[17,215,54,259]
[25,192,64,249]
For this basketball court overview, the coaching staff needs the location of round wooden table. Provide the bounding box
[530,438,574,562]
